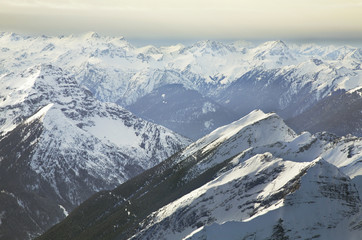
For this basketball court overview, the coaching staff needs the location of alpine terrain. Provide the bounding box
[1,32,361,139]
[0,64,190,239]
[0,32,362,240]
[38,110,362,240]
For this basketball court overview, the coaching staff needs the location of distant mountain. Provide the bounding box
[1,32,361,138]
[0,64,190,239]
[37,110,362,240]
[286,88,362,136]
[217,54,362,119]
[127,84,239,140]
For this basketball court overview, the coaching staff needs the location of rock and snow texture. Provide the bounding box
[0,64,190,171]
[0,64,190,239]
[37,110,362,240]
[1,32,362,239]
[143,157,361,240]
[1,32,361,138]
[185,159,362,240]
[129,110,362,240]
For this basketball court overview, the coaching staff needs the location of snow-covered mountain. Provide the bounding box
[37,110,362,240]
[0,64,190,239]
[1,32,361,138]
[1,32,362,239]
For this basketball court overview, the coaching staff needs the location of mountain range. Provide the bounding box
[0,32,362,239]
[1,32,361,139]
[37,110,362,240]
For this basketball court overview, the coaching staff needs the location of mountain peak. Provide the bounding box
[252,39,296,66]
[137,45,162,55]
[181,109,295,161]
[83,31,100,39]
[21,64,73,87]
[204,109,276,139]
[259,40,289,52]
[0,32,24,41]
[267,40,287,48]
[275,39,287,46]
[186,40,233,55]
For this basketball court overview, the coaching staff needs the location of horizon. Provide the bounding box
[1,0,362,45]
[1,30,362,48]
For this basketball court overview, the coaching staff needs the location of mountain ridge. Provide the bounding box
[1,32,361,138]
[37,110,362,240]
[0,64,190,239]
[1,32,362,239]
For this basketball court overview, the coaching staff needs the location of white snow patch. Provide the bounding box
[348,86,362,96]
[0,211,5,226]
[204,120,214,129]
[17,198,25,209]
[25,103,54,124]
[59,205,69,217]
[85,117,139,148]
[202,102,216,114]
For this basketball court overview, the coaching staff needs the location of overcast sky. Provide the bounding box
[1,0,362,42]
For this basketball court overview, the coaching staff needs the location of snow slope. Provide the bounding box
[37,110,362,240]
[130,111,362,240]
[0,64,190,239]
